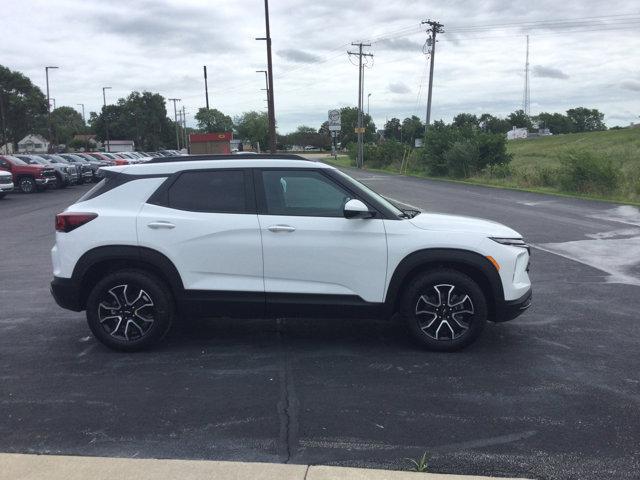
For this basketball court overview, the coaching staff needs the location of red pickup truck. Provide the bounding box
[0,155,57,193]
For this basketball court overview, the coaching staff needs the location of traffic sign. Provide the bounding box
[328,109,341,131]
[354,127,365,134]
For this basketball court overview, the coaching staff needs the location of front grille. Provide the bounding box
[0,176,11,184]
[43,169,56,178]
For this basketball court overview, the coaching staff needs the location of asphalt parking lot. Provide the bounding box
[1,172,639,480]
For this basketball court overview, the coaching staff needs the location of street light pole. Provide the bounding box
[77,103,85,123]
[102,86,112,152]
[45,66,58,152]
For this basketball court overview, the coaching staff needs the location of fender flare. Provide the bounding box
[384,248,504,316]
[73,245,184,299]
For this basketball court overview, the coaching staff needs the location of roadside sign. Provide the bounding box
[328,109,341,131]
[354,127,365,134]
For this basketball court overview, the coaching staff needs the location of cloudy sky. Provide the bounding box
[2,0,639,132]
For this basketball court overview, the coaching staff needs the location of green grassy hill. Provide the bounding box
[507,127,640,169]
[474,127,640,204]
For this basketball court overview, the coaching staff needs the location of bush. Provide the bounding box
[558,150,621,195]
[476,133,512,169]
[481,163,513,179]
[421,121,462,175]
[444,140,479,178]
[348,140,405,169]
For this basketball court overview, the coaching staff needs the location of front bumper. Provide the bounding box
[36,177,54,185]
[0,182,14,193]
[50,276,83,312]
[494,288,532,322]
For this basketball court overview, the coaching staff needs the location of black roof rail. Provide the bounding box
[148,153,310,164]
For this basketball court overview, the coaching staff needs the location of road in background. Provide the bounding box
[1,172,639,480]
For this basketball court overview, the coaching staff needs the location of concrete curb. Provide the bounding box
[0,453,531,480]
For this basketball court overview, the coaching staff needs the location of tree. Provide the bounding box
[383,117,401,141]
[0,64,47,148]
[534,112,575,134]
[194,107,233,133]
[479,113,511,134]
[235,111,269,150]
[400,115,424,146]
[50,106,85,145]
[338,107,376,146]
[507,109,533,130]
[452,113,479,131]
[90,91,177,150]
[566,107,606,132]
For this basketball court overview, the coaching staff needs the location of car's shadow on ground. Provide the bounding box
[144,315,520,357]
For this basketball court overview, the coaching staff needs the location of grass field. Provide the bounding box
[325,128,640,205]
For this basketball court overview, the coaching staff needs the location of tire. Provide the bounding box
[400,269,487,351]
[18,176,36,194]
[85,269,174,352]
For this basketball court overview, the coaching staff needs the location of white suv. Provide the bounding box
[51,154,531,351]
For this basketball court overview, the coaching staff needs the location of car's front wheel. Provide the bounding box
[401,269,487,351]
[19,176,36,193]
[85,269,174,351]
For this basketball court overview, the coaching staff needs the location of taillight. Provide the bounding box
[55,212,98,233]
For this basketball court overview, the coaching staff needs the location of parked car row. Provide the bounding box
[0,150,185,195]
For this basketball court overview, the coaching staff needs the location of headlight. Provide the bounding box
[490,237,530,255]
[490,237,527,247]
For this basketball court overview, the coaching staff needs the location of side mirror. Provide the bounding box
[344,198,374,219]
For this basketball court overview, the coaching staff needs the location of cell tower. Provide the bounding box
[522,35,530,115]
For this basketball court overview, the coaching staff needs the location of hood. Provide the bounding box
[409,212,521,237]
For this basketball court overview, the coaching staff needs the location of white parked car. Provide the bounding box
[0,169,14,198]
[50,154,531,351]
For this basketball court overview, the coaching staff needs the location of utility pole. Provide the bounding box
[0,89,7,154]
[168,98,181,150]
[367,93,371,116]
[522,35,530,116]
[182,105,188,152]
[256,0,276,153]
[421,19,444,133]
[348,42,373,168]
[102,86,112,152]
[45,66,58,152]
[203,66,210,110]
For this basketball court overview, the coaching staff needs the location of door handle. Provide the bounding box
[147,221,175,229]
[268,225,296,233]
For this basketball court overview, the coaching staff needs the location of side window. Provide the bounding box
[168,170,246,213]
[261,170,351,217]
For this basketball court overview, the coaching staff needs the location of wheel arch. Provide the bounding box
[385,248,504,320]
[73,245,184,310]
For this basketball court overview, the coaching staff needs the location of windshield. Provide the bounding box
[332,169,405,218]
[4,155,27,165]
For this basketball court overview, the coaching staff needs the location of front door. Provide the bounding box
[255,168,388,314]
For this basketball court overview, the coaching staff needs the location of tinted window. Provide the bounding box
[168,170,246,213]
[261,170,351,217]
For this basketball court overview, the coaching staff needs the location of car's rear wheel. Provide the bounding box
[85,269,174,351]
[400,269,487,351]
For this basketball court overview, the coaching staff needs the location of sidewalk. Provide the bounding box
[1,453,531,480]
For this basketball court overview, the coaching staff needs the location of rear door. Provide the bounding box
[137,168,264,316]
[255,168,388,312]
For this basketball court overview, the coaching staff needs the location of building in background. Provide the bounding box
[106,140,135,152]
[189,132,232,154]
[17,134,49,153]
